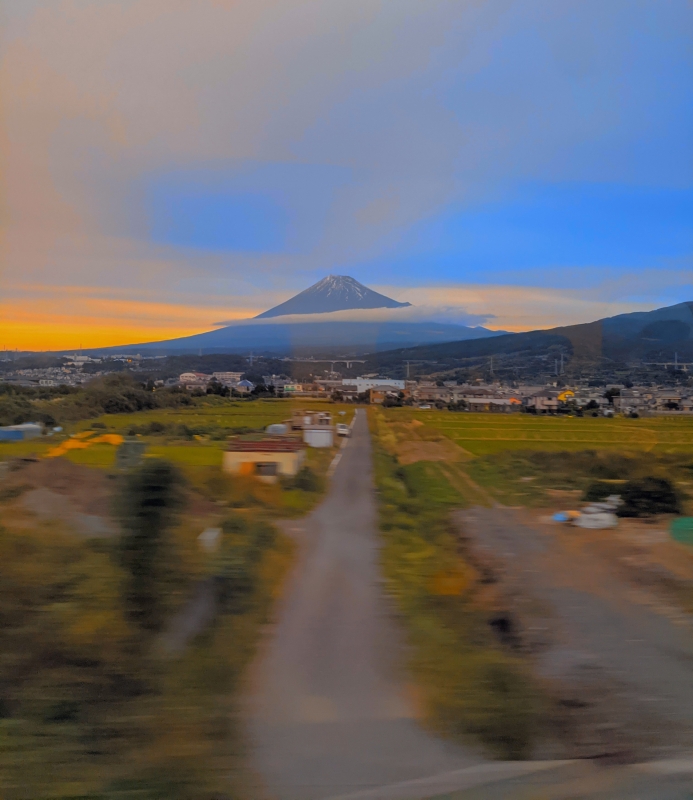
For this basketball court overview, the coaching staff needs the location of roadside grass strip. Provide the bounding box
[369,410,543,759]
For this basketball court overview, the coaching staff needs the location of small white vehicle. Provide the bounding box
[336,423,351,437]
[418,404,432,410]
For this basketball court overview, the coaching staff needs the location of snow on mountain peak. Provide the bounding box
[255,275,411,318]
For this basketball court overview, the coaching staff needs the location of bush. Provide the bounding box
[617,477,681,518]
[292,466,322,492]
[582,481,615,502]
[117,459,185,632]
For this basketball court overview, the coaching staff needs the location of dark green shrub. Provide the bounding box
[292,466,321,492]
[617,477,681,518]
[117,459,185,632]
[582,481,615,502]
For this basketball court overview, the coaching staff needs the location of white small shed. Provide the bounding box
[303,426,334,448]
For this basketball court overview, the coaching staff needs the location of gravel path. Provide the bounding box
[457,506,693,760]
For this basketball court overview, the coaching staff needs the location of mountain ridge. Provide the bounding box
[367,301,693,372]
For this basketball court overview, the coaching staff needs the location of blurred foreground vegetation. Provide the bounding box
[0,458,293,799]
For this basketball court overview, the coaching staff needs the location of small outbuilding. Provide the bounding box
[0,422,43,441]
[223,439,305,482]
[303,426,334,448]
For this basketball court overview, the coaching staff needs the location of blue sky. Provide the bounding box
[2,0,692,346]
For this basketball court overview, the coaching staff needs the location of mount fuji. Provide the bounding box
[77,276,502,356]
[255,275,411,318]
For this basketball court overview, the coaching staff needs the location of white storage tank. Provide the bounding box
[303,426,334,448]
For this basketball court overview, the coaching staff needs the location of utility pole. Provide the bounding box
[555,358,559,377]
[560,352,564,374]
[405,361,411,379]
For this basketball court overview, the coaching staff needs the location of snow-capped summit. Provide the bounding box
[255,275,412,319]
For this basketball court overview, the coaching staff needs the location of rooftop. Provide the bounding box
[226,439,304,453]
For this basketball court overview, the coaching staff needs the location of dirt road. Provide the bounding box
[458,506,693,760]
[245,411,482,799]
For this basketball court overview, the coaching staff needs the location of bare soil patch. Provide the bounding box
[397,438,467,465]
[455,506,693,762]
[3,457,115,515]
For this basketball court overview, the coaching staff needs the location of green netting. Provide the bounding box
[670,517,693,546]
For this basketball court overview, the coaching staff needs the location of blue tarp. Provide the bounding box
[0,430,24,441]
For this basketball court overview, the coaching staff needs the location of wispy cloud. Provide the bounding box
[1,0,691,349]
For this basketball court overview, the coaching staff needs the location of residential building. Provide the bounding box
[223,440,306,483]
[369,385,405,404]
[466,397,521,413]
[179,372,211,389]
[212,371,243,385]
[525,389,561,413]
[338,384,360,401]
[291,410,332,429]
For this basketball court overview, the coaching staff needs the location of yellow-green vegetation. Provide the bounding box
[382,408,693,456]
[468,449,693,511]
[370,410,541,759]
[0,398,355,474]
[72,396,293,435]
[0,460,294,800]
[378,408,693,510]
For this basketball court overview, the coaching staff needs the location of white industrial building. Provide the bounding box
[345,377,405,393]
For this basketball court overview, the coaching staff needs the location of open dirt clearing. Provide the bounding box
[456,506,693,761]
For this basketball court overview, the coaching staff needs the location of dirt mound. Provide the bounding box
[5,457,115,516]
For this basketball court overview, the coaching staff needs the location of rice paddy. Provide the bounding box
[381,409,693,456]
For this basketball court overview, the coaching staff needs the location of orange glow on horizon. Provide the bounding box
[0,296,260,351]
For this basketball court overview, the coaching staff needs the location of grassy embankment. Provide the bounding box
[370,409,541,759]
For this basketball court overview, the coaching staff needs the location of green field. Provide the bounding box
[382,409,693,456]
[73,397,293,433]
[0,398,355,469]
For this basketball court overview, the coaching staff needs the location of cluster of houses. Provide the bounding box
[177,371,692,415]
[178,371,255,393]
[357,380,693,415]
[612,387,693,415]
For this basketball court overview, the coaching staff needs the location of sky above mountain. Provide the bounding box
[1,0,692,350]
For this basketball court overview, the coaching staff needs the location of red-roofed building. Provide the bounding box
[223,439,306,482]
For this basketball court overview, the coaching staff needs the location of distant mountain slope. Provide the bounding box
[255,275,411,318]
[88,320,502,356]
[368,301,693,370]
